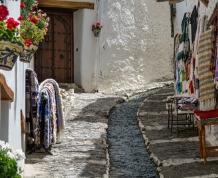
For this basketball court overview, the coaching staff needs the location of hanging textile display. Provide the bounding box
[26,70,64,154]
[211,16,218,76]
[39,88,53,148]
[198,28,215,102]
[39,79,65,143]
[175,13,191,94]
[25,68,40,144]
[190,6,198,44]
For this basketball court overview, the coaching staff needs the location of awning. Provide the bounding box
[38,0,94,10]
[0,72,14,102]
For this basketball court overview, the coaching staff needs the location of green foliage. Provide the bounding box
[21,0,36,20]
[0,21,21,43]
[0,152,21,178]
[20,20,46,44]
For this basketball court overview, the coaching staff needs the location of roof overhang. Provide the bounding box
[38,0,94,10]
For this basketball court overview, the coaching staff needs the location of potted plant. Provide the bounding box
[19,0,49,63]
[92,22,103,37]
[0,140,25,178]
[0,4,24,70]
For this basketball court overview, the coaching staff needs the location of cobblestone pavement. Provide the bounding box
[137,84,218,178]
[108,93,158,177]
[23,86,125,177]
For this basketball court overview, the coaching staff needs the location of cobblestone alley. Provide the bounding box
[23,82,170,177]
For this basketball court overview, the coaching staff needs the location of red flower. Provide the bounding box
[96,22,101,26]
[0,5,9,21]
[30,17,38,24]
[44,28,48,32]
[24,39,32,47]
[18,16,24,21]
[6,18,19,30]
[20,3,25,9]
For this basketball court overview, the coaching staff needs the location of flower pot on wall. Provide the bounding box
[20,43,39,63]
[0,38,24,71]
[93,29,101,37]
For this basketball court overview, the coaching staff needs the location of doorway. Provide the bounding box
[34,8,75,83]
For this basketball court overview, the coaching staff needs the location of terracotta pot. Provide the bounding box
[0,38,24,71]
[20,43,39,63]
[93,29,101,37]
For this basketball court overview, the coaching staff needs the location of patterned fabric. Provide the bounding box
[39,89,53,148]
[39,79,65,143]
[194,109,218,123]
[198,29,215,102]
[25,68,40,144]
[211,16,218,76]
[177,13,190,61]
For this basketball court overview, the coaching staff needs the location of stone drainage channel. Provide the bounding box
[107,92,158,177]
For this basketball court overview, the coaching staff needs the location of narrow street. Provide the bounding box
[23,83,167,177]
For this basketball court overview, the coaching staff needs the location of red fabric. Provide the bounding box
[194,109,218,120]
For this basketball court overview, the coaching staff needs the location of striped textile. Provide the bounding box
[198,29,215,102]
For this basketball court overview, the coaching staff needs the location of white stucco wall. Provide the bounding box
[73,0,173,93]
[96,0,173,93]
[174,0,218,145]
[0,0,27,151]
[74,8,97,92]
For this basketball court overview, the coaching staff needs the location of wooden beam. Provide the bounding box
[0,72,14,102]
[200,0,209,7]
[38,0,94,10]
[208,2,218,25]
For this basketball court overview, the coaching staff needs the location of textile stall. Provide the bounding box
[25,69,64,154]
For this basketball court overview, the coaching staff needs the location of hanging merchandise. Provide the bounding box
[39,79,65,143]
[175,13,191,94]
[198,29,216,102]
[25,68,40,145]
[190,6,198,44]
[25,69,64,154]
[211,16,218,76]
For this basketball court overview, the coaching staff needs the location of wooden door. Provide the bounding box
[35,9,74,83]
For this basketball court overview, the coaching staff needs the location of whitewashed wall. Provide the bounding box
[0,0,28,152]
[97,0,173,93]
[74,0,173,93]
[174,0,218,145]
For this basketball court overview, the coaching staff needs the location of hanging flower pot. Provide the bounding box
[20,43,39,63]
[93,29,101,37]
[92,22,103,37]
[0,38,24,71]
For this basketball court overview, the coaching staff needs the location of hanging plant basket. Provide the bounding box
[0,38,24,71]
[93,29,101,37]
[20,43,39,63]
